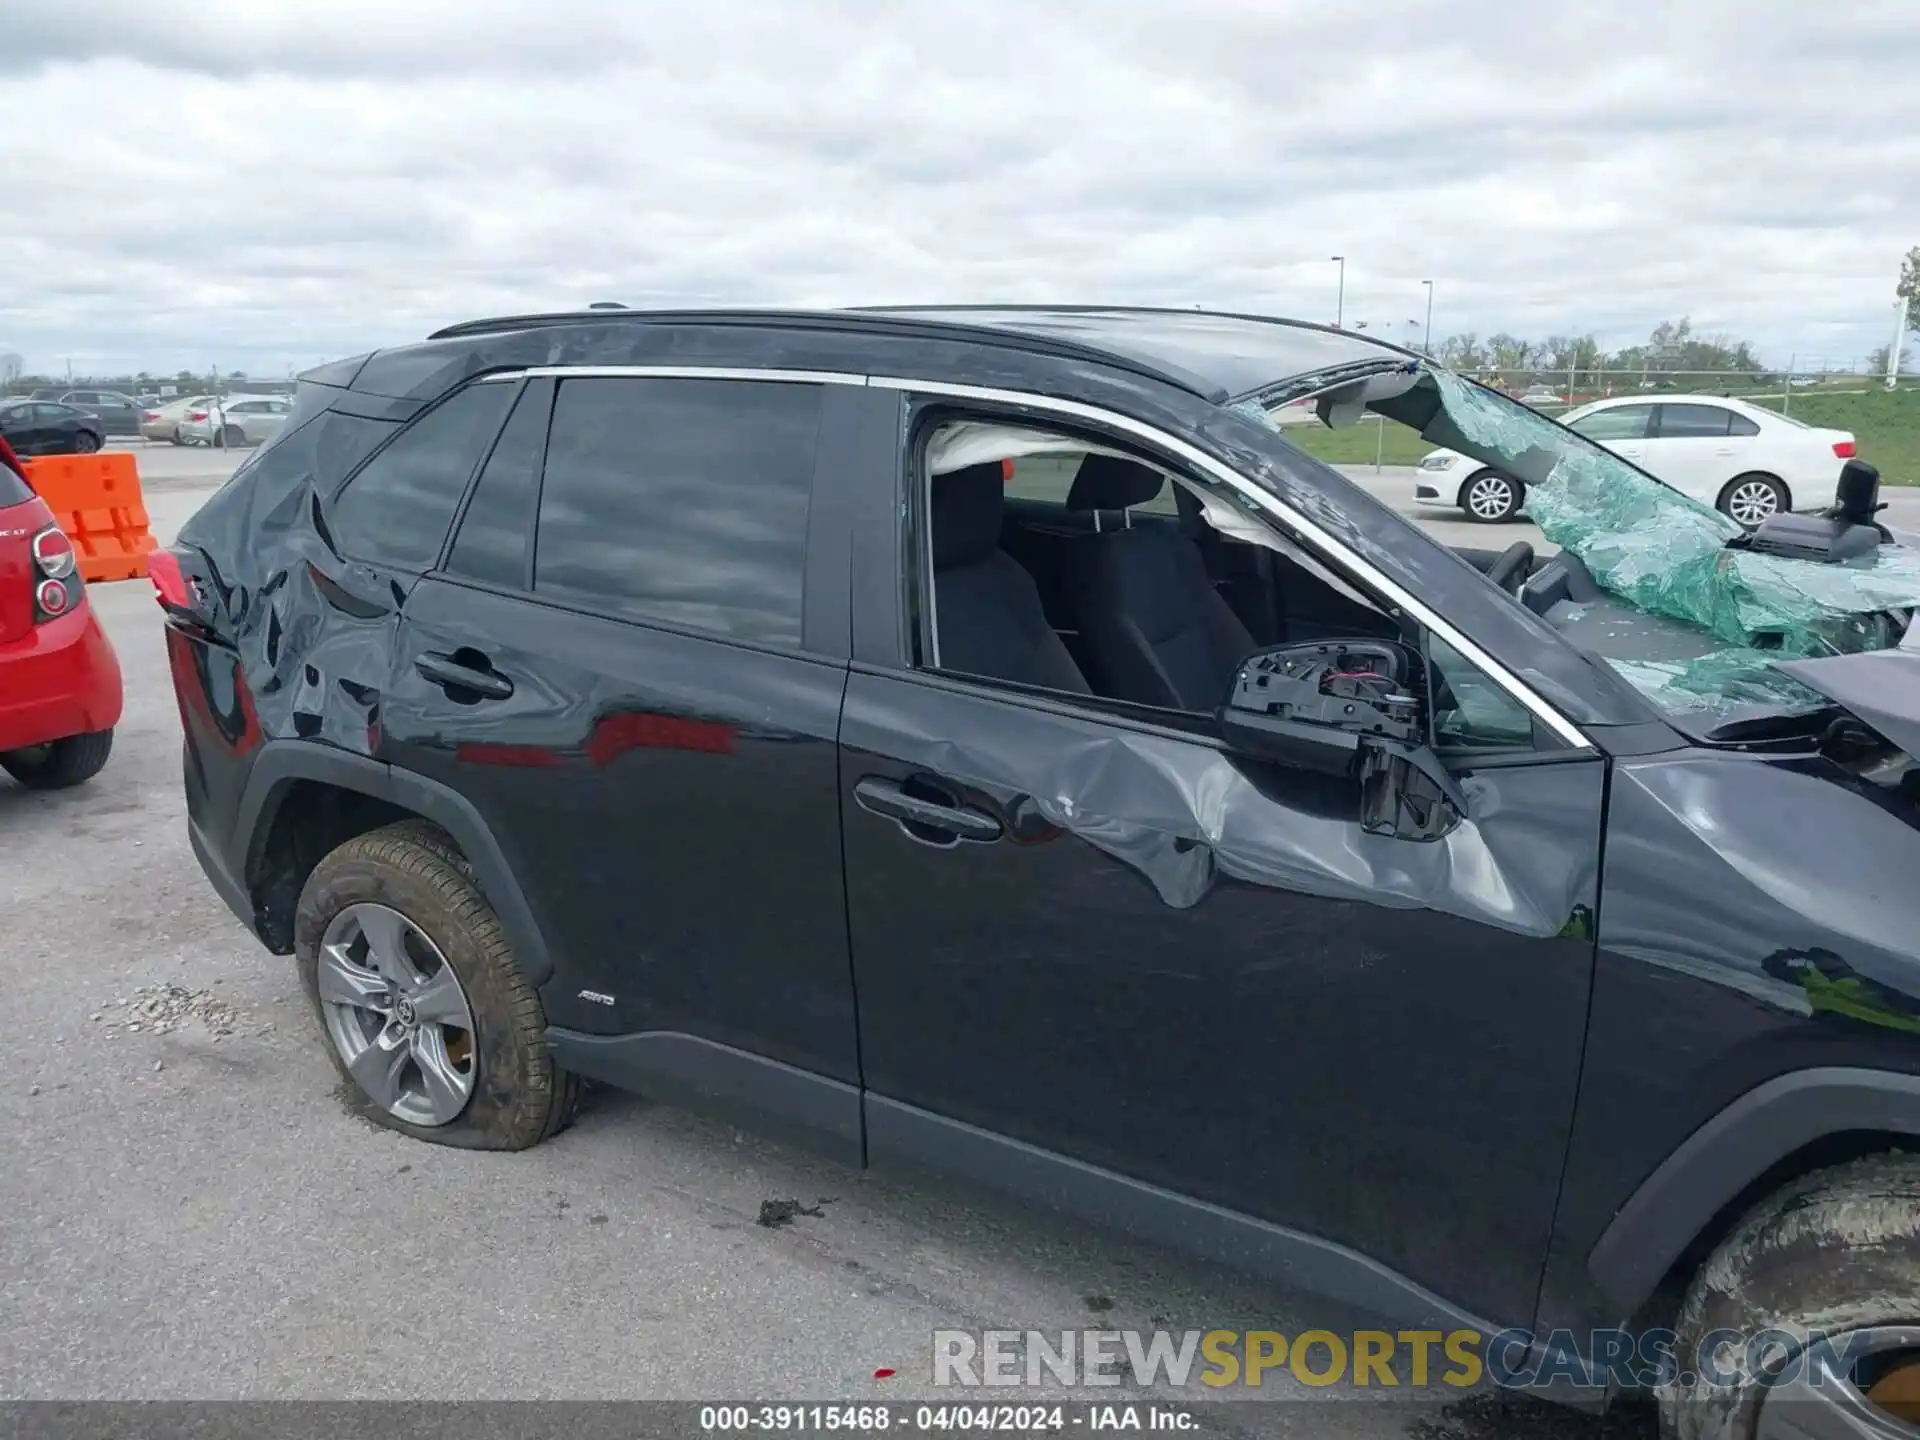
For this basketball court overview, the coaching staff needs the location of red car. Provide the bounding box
[0,433,122,788]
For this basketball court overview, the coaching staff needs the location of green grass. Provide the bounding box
[1283,418,1434,467]
[1283,386,1920,486]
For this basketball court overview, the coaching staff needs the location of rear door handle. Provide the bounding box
[854,776,1003,844]
[414,651,514,701]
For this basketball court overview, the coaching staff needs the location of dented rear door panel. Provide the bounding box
[380,579,858,1077]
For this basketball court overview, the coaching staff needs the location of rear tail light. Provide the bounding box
[1834,439,1857,458]
[188,410,208,422]
[34,578,70,617]
[31,525,75,579]
[149,548,191,609]
[142,411,160,422]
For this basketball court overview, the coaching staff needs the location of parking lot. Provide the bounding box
[0,438,1812,1436]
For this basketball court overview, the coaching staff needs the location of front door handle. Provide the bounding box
[414,651,514,701]
[854,776,1003,844]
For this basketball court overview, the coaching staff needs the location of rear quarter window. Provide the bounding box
[329,382,517,574]
[446,379,547,590]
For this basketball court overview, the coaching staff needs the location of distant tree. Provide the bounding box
[1609,317,1759,379]
[1900,246,1920,335]
[1437,332,1484,369]
[1486,332,1531,370]
[174,369,195,383]
[1870,342,1914,375]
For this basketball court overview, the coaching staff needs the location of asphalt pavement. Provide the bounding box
[0,438,1706,1434]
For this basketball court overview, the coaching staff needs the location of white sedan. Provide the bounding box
[1414,393,1857,525]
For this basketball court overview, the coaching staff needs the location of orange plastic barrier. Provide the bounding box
[20,452,156,582]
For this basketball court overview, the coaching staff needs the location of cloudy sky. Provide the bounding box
[1,0,1915,379]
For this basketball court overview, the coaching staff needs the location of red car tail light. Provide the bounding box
[188,410,208,422]
[35,577,70,617]
[1834,439,1857,458]
[149,548,190,609]
[142,411,160,422]
[31,525,75,579]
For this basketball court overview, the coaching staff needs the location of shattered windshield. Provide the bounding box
[1250,364,1920,732]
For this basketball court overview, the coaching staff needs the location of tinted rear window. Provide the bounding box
[330,382,516,573]
[534,377,819,646]
[1658,404,1733,437]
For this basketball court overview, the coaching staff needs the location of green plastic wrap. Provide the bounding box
[1427,370,1920,719]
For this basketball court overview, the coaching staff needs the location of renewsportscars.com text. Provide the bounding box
[933,1326,1881,1392]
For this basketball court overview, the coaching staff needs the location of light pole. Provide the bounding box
[1331,256,1345,328]
[1421,280,1434,352]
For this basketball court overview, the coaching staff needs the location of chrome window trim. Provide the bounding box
[483,362,1591,750]
[506,364,872,387]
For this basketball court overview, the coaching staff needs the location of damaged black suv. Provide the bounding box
[161,307,1920,1439]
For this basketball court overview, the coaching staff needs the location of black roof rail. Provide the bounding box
[419,308,1230,402]
[855,303,1426,360]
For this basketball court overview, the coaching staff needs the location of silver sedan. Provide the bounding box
[176,394,293,448]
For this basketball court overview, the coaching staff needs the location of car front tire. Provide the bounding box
[72,431,101,454]
[294,820,581,1150]
[1460,469,1524,523]
[1658,1153,1920,1440]
[0,729,114,789]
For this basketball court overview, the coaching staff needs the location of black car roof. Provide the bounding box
[421,305,1415,405]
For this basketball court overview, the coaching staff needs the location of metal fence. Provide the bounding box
[1431,365,1909,415]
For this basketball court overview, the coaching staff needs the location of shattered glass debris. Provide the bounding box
[1423,370,1920,721]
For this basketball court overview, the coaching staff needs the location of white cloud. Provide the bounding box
[0,0,1914,376]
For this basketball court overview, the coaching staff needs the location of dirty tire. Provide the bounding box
[1,729,114,788]
[294,819,581,1150]
[1658,1152,1920,1440]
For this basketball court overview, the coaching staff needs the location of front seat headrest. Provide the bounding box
[1067,454,1164,511]
[931,462,1008,568]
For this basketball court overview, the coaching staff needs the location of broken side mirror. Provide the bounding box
[1216,639,1468,841]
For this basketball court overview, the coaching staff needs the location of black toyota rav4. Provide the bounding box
[161,307,1920,1439]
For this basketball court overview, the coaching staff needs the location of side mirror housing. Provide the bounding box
[1217,639,1467,840]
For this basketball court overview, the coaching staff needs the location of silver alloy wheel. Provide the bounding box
[316,902,477,1127]
[1755,1324,1920,1438]
[1465,472,1517,521]
[1726,478,1784,526]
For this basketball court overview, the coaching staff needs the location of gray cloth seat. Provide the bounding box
[1060,455,1254,710]
[931,462,1090,694]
